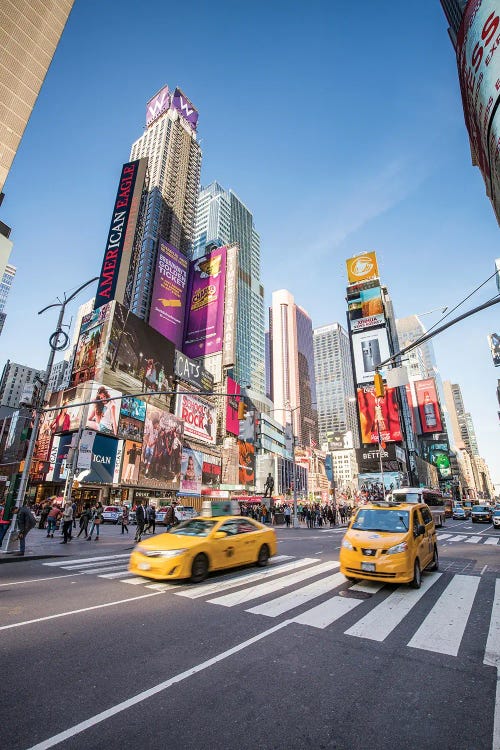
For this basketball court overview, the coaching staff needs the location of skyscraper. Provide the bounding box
[129,86,202,319]
[313,322,358,446]
[193,182,265,396]
[1,0,75,193]
[268,289,318,446]
[440,0,468,48]
[0,263,16,336]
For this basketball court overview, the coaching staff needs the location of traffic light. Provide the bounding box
[238,400,248,420]
[374,371,385,398]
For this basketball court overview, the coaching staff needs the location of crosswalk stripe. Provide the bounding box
[98,570,132,579]
[61,557,131,571]
[350,581,384,594]
[484,579,500,668]
[176,558,316,600]
[437,534,452,540]
[344,574,441,641]
[408,574,480,656]
[247,572,346,618]
[145,583,179,592]
[485,538,499,546]
[83,565,128,575]
[208,561,339,607]
[448,535,466,542]
[293,593,364,629]
[43,554,130,567]
[465,536,482,544]
[121,577,148,585]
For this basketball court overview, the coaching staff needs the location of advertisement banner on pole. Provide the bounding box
[175,392,216,446]
[77,430,96,470]
[352,327,390,384]
[183,246,227,359]
[347,280,385,331]
[226,377,240,436]
[357,385,402,444]
[149,240,188,349]
[414,378,442,434]
[180,447,203,495]
[346,251,379,285]
[488,333,500,366]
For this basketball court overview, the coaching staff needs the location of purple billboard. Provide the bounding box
[146,85,170,127]
[148,240,188,348]
[171,87,198,131]
[183,246,227,358]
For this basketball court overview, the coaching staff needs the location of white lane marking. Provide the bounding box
[26,619,292,750]
[247,572,346,617]
[345,574,441,641]
[484,581,500,750]
[293,594,364,629]
[408,575,480,656]
[436,534,452,540]
[0,592,163,631]
[350,581,384,594]
[465,536,482,544]
[43,554,130,567]
[485,538,499,546]
[0,573,85,587]
[120,577,147,585]
[176,558,317,600]
[208,562,340,607]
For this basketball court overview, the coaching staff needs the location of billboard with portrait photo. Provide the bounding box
[121,439,141,484]
[86,383,122,437]
[183,246,227,358]
[149,240,188,349]
[103,301,175,411]
[414,378,442,434]
[180,447,203,495]
[71,303,113,387]
[357,385,402,444]
[48,384,89,435]
[139,404,184,489]
[352,327,390,384]
[238,440,255,486]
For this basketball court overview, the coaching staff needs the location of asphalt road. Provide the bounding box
[1,518,499,750]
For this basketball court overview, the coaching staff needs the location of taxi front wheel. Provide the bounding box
[410,560,421,589]
[190,554,209,583]
[256,544,270,567]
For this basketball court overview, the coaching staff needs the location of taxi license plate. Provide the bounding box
[138,562,151,571]
[361,562,375,572]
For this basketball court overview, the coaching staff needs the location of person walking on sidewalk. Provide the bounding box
[15,503,36,556]
[121,505,129,535]
[135,500,146,542]
[284,505,291,528]
[77,503,91,538]
[87,502,103,541]
[60,501,73,544]
[46,503,61,538]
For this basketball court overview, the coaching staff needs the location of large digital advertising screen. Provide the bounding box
[175,392,217,446]
[103,301,175,411]
[183,246,227,359]
[358,472,401,499]
[85,383,122,437]
[347,280,385,332]
[357,385,402,444]
[138,405,184,489]
[414,378,442,434]
[346,251,379,285]
[428,443,452,479]
[352,327,390,384]
[148,240,188,349]
[457,0,500,223]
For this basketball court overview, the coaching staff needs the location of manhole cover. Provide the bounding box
[339,589,371,600]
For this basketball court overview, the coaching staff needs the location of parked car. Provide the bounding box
[102,506,123,524]
[492,509,500,529]
[452,506,467,520]
[471,505,493,523]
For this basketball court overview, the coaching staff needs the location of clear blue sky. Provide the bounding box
[1,0,499,486]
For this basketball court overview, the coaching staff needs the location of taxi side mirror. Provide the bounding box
[417,524,425,536]
[214,531,227,539]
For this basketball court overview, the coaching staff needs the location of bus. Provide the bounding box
[386,487,447,528]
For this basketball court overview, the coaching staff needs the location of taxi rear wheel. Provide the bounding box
[190,553,209,583]
[256,544,270,567]
[410,559,421,589]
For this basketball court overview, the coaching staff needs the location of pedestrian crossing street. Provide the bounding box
[43,552,500,662]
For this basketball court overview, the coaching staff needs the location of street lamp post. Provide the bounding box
[1,277,98,553]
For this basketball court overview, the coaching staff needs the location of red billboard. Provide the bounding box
[238,440,255,486]
[226,376,240,436]
[357,385,402,444]
[414,378,442,434]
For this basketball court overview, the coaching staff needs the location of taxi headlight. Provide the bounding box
[386,542,408,555]
[136,547,187,558]
[341,539,353,550]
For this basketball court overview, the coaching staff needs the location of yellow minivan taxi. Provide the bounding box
[339,501,438,588]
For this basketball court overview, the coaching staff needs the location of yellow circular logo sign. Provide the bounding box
[346,252,379,283]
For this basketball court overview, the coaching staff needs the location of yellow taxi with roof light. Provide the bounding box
[339,500,438,588]
[128,514,277,583]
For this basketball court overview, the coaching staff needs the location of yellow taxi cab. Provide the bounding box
[128,515,277,583]
[339,500,438,589]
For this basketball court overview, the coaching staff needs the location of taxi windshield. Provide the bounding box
[352,509,409,533]
[169,519,216,537]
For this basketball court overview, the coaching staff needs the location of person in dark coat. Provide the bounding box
[135,500,147,542]
[15,503,36,556]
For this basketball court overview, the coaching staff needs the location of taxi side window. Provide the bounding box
[420,506,433,525]
[236,520,256,534]
[219,521,239,536]
[412,510,423,537]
